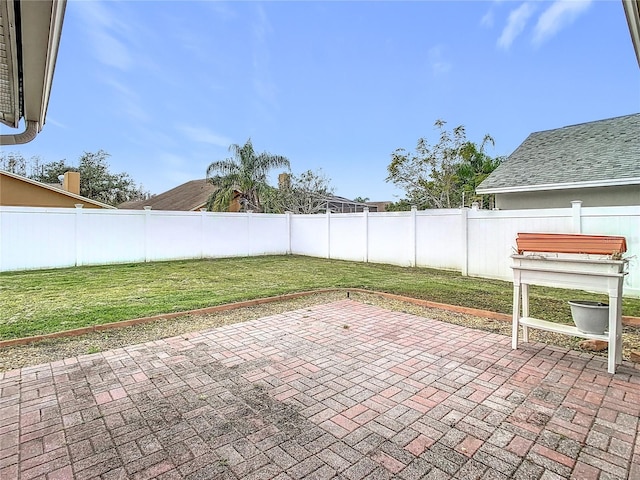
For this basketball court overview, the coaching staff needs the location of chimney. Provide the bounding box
[278,172,291,190]
[63,171,80,195]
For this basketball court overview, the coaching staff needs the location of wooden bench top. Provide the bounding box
[516,233,627,255]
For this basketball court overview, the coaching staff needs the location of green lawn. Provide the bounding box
[1,255,639,340]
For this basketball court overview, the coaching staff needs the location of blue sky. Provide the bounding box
[2,0,639,201]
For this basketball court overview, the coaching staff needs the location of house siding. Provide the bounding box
[496,185,640,210]
[0,174,105,208]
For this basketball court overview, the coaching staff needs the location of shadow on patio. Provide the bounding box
[2,300,639,479]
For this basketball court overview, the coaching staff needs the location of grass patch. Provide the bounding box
[1,255,639,340]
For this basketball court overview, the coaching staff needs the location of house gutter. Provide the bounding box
[476,177,640,195]
[0,120,39,145]
[623,0,640,68]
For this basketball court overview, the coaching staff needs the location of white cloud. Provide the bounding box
[251,4,278,111]
[44,117,67,129]
[102,78,135,98]
[481,10,494,28]
[532,0,592,46]
[177,126,232,147]
[158,153,187,168]
[428,46,452,76]
[93,32,133,70]
[497,2,536,50]
[102,78,150,123]
[74,1,135,71]
[204,1,237,22]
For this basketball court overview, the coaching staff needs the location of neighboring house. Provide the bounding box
[0,0,66,145]
[476,114,640,210]
[119,179,241,212]
[324,196,378,213]
[0,170,114,209]
[118,178,375,213]
[365,201,391,212]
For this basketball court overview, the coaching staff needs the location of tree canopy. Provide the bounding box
[386,120,503,209]
[265,169,335,214]
[206,139,290,212]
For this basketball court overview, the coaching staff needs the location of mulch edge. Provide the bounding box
[2,288,639,348]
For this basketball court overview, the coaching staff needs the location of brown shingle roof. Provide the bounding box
[119,179,216,211]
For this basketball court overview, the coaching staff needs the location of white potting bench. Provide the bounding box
[511,254,627,374]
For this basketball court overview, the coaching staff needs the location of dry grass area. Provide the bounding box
[1,291,638,372]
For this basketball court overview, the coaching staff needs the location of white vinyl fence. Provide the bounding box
[1,203,638,296]
[0,207,289,271]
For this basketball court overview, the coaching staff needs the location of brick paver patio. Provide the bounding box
[1,299,639,479]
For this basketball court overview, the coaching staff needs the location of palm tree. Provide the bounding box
[205,139,290,212]
[455,136,502,208]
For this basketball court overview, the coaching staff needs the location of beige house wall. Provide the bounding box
[495,185,640,210]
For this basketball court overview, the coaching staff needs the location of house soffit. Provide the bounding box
[0,0,66,137]
[0,1,20,128]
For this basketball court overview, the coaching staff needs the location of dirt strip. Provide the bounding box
[1,290,639,372]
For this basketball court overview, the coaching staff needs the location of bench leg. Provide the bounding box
[521,283,529,343]
[512,283,521,349]
[608,291,623,374]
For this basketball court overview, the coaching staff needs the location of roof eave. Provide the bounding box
[0,1,20,128]
[476,177,640,195]
[20,0,67,132]
[0,0,66,142]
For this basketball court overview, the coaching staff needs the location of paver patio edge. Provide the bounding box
[1,287,638,348]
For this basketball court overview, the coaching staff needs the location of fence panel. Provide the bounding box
[581,206,640,296]
[202,213,250,258]
[79,210,146,265]
[290,215,327,257]
[329,214,366,262]
[368,213,412,266]
[415,210,463,270]
[0,207,77,271]
[145,211,203,261]
[466,208,572,282]
[247,214,289,256]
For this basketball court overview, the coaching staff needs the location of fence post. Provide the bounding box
[143,206,152,263]
[363,207,369,263]
[461,208,469,276]
[246,210,253,256]
[75,204,83,266]
[200,208,207,259]
[410,206,417,267]
[285,211,292,254]
[571,200,583,233]
[326,210,331,259]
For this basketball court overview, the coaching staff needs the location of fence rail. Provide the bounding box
[2,203,638,296]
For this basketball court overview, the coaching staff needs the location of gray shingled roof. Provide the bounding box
[118,179,216,211]
[476,113,640,193]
